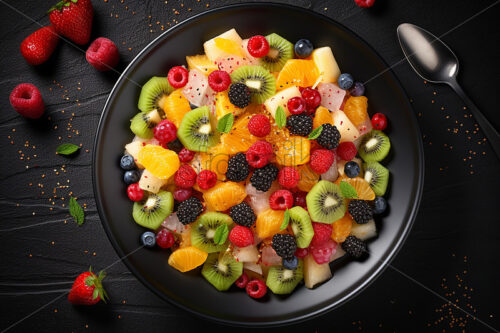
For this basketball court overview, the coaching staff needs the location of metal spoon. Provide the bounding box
[397,23,500,159]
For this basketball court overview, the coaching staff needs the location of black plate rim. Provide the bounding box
[92,2,424,327]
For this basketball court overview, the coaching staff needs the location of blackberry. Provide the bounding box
[228,83,251,108]
[272,234,297,260]
[177,197,203,225]
[316,123,340,150]
[166,138,184,153]
[342,235,367,258]
[226,152,249,182]
[250,163,278,192]
[286,114,313,137]
[230,202,256,227]
[348,199,373,224]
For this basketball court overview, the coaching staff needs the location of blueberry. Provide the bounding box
[338,73,354,90]
[349,81,365,97]
[373,197,387,214]
[282,256,299,270]
[120,154,136,170]
[141,231,156,248]
[344,161,360,178]
[123,170,140,184]
[294,39,313,58]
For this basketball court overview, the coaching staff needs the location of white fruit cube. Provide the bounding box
[329,246,346,262]
[264,86,301,118]
[125,141,146,169]
[232,245,259,263]
[139,169,167,194]
[312,47,341,84]
[332,110,360,142]
[304,254,332,289]
[243,262,263,275]
[317,82,346,111]
[204,28,243,61]
[351,220,377,241]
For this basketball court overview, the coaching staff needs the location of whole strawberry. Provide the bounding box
[68,268,108,305]
[20,26,59,65]
[48,0,93,45]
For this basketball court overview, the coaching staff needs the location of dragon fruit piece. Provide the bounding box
[182,69,214,107]
[162,213,186,234]
[261,246,282,266]
[215,55,253,74]
[320,159,338,182]
[318,82,346,112]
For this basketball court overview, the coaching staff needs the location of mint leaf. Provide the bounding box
[339,181,358,199]
[69,197,85,225]
[214,224,229,245]
[56,143,80,156]
[275,106,286,129]
[280,209,290,231]
[308,125,323,140]
[217,113,234,134]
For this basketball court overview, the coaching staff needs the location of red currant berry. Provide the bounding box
[287,96,306,115]
[246,279,267,298]
[247,35,270,58]
[235,272,249,288]
[173,188,193,201]
[154,120,177,144]
[301,87,321,113]
[178,148,195,163]
[371,113,387,130]
[294,247,309,258]
[127,183,144,202]
[156,229,175,249]
[293,191,307,209]
[167,66,189,89]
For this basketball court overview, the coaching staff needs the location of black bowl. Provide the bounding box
[92,3,424,327]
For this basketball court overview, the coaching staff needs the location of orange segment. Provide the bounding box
[256,209,285,239]
[168,246,208,272]
[214,38,245,57]
[335,176,375,200]
[203,181,246,211]
[276,59,320,90]
[274,136,310,166]
[331,214,353,243]
[313,106,333,129]
[199,145,229,181]
[343,96,369,127]
[215,91,244,119]
[161,89,191,128]
[219,113,258,154]
[296,164,320,192]
[186,54,218,75]
[137,145,180,180]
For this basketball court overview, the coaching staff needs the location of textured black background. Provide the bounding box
[1,0,499,332]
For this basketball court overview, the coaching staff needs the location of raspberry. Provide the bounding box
[294,247,309,258]
[269,190,294,210]
[286,114,313,137]
[247,35,270,58]
[156,229,175,249]
[173,188,192,201]
[316,123,341,150]
[342,235,367,258]
[348,199,373,224]
[310,149,335,174]
[287,97,306,115]
[228,83,251,108]
[235,272,249,288]
[177,197,203,225]
[310,239,336,264]
[248,114,271,137]
[250,163,278,192]
[178,148,195,163]
[310,222,333,246]
[230,202,256,227]
[272,234,297,259]
[354,0,375,7]
[127,183,144,202]
[226,152,249,182]
[246,279,267,298]
[371,112,388,130]
[208,70,231,92]
[9,83,44,119]
[86,37,119,71]
[278,167,300,189]
[197,170,217,190]
[293,191,307,209]
[229,225,254,247]
[246,141,273,168]
[336,142,357,161]
[174,164,197,188]
[154,119,177,144]
[167,66,189,89]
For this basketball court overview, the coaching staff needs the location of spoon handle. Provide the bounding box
[448,79,500,160]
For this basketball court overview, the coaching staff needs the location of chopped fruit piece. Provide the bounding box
[247,35,270,58]
[199,145,229,181]
[86,37,119,71]
[264,86,301,118]
[344,96,369,127]
[332,110,360,143]
[219,113,259,154]
[275,136,310,167]
[311,222,333,247]
[276,59,319,90]
[310,149,335,174]
[214,91,244,119]
[278,166,300,189]
[168,66,189,89]
[261,245,283,265]
[186,54,218,75]
[127,183,144,202]
[255,208,285,239]
[301,87,322,114]
[294,39,313,58]
[9,83,45,119]
[137,145,180,180]
[311,47,341,84]
[229,226,254,247]
[304,254,332,289]
[269,190,293,210]
[161,89,191,128]
[248,114,271,137]
[204,29,244,61]
[246,141,274,168]
[138,169,166,193]
[351,220,377,240]
[371,112,388,130]
[317,82,346,111]
[214,38,246,57]
[296,164,320,192]
[154,119,177,144]
[182,69,215,107]
[310,239,336,264]
[174,164,197,188]
[208,70,231,92]
[336,142,357,161]
[287,96,306,115]
[313,106,333,129]
[246,278,267,298]
[331,214,354,243]
[197,169,217,190]
[215,55,253,74]
[203,181,246,211]
[168,246,208,272]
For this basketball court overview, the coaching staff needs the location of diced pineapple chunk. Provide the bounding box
[263,86,301,119]
[312,47,341,84]
[139,169,167,194]
[233,245,259,263]
[243,262,263,275]
[332,110,360,142]
[186,54,218,76]
[304,254,332,289]
[204,28,243,61]
[350,220,377,241]
[124,141,145,169]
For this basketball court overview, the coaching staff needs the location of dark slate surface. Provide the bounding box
[1,0,499,332]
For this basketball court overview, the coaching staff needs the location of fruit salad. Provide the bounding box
[119,29,391,298]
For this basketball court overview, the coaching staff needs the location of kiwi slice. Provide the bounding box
[261,33,294,72]
[358,130,391,162]
[306,180,346,224]
[137,77,173,113]
[266,259,303,294]
[363,161,389,196]
[202,253,243,291]
[230,65,276,104]
[191,212,233,253]
[132,190,173,230]
[130,109,162,139]
[289,206,314,248]
[177,106,220,152]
